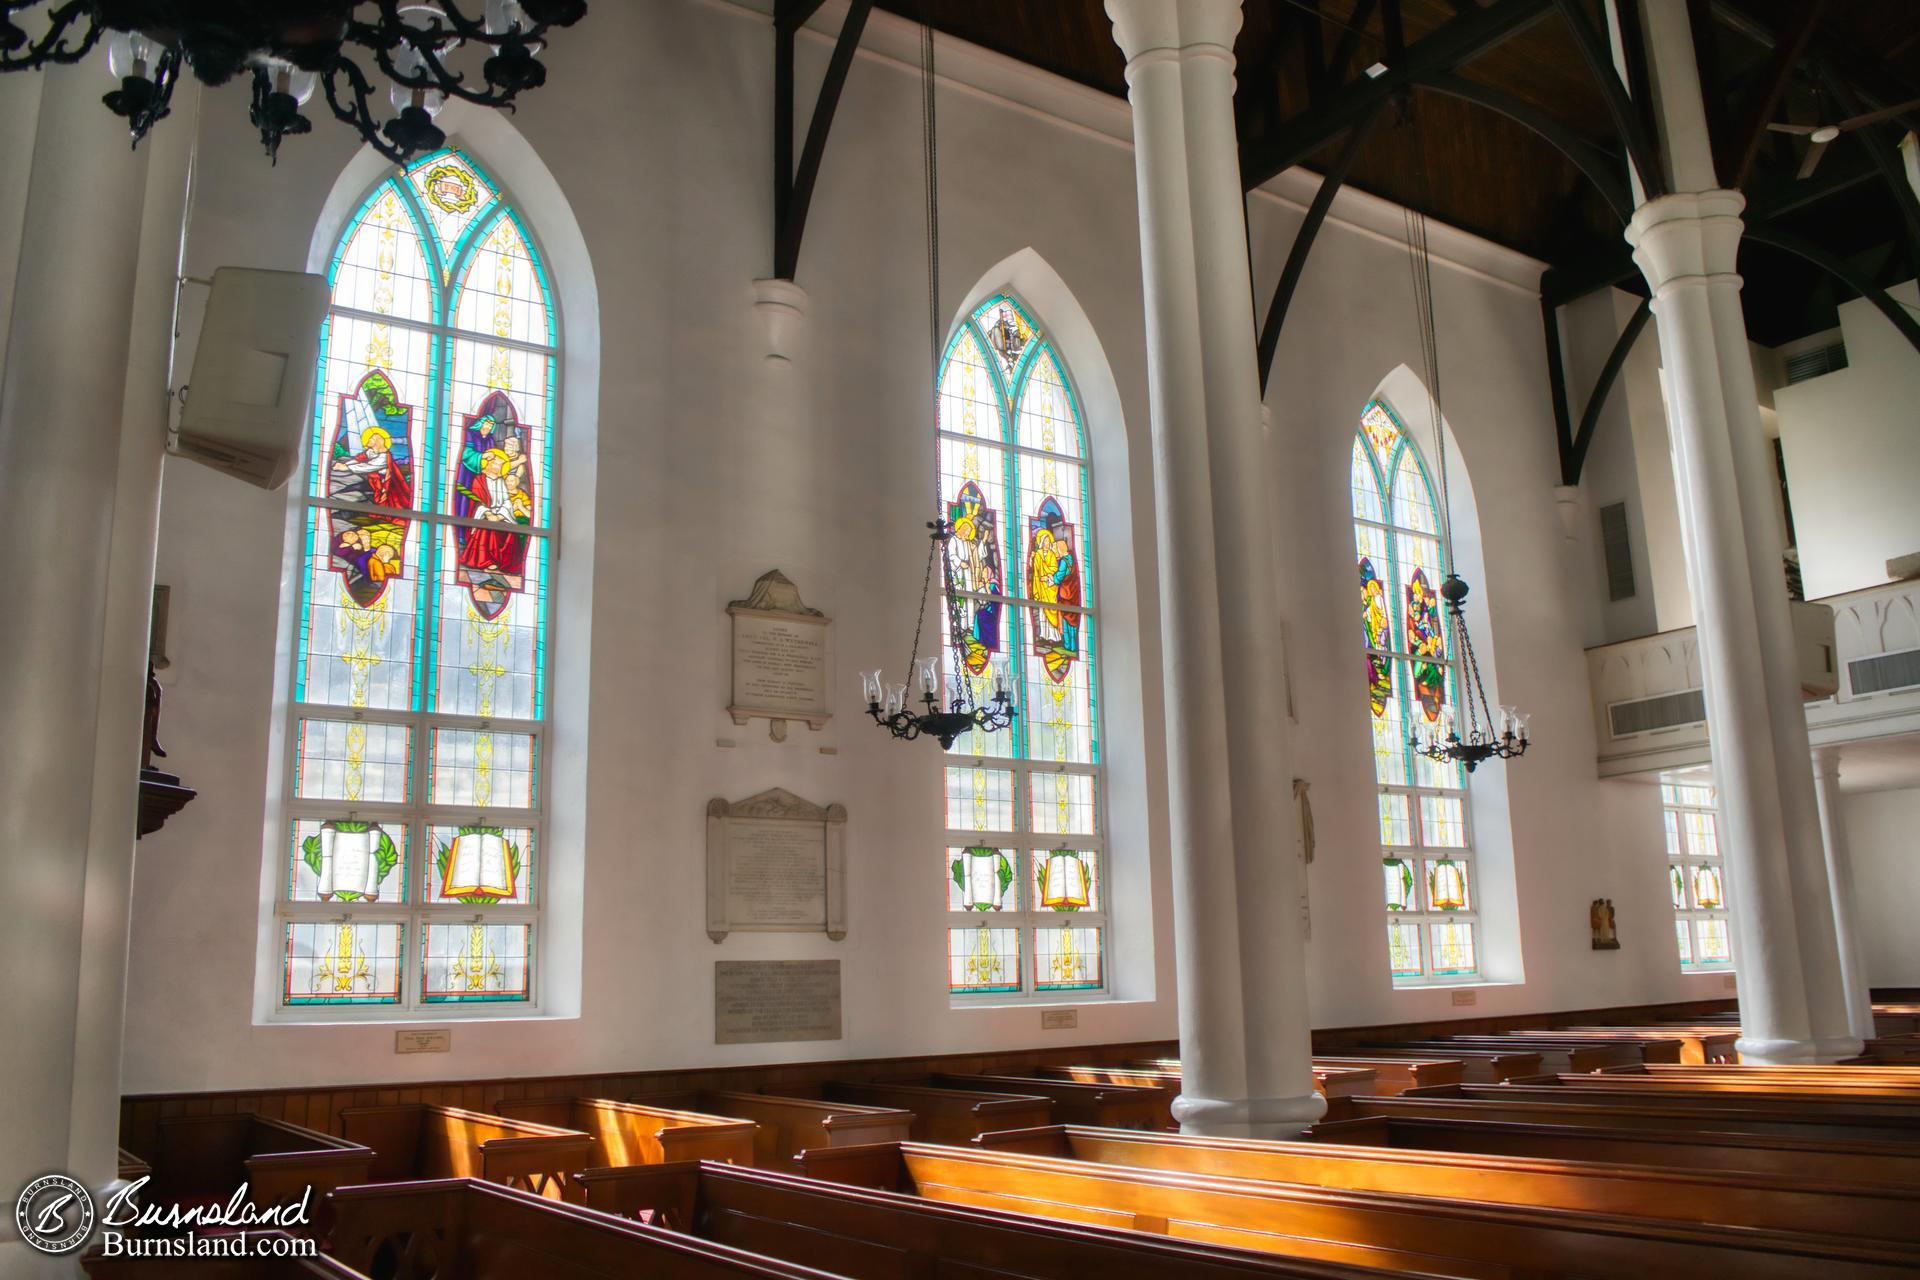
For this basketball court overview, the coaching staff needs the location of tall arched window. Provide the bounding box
[1351,400,1478,985]
[273,148,557,1015]
[937,295,1105,1000]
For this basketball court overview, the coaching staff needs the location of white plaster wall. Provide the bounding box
[1249,181,1720,1029]
[1775,281,1920,602]
[119,0,1716,1093]
[1841,787,1920,987]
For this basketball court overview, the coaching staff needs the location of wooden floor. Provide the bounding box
[90,995,1920,1278]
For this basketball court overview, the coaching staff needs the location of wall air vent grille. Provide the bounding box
[1784,341,1847,383]
[1599,502,1636,602]
[1608,689,1707,738]
[1847,648,1920,697]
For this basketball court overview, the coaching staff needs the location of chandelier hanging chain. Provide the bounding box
[1398,102,1529,773]
[861,0,1011,750]
[0,2,587,166]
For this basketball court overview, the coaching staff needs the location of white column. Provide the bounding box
[1106,0,1322,1136]
[1620,0,1857,1062]
[0,58,191,1256]
[1811,747,1877,1045]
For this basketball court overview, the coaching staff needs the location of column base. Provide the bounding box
[1733,1036,1820,1065]
[1813,1035,1867,1062]
[1174,1090,1327,1138]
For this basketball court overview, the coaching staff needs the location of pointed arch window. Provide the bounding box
[1351,400,1479,985]
[272,148,557,1015]
[937,295,1105,1000]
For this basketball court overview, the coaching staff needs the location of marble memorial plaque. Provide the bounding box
[727,569,831,741]
[707,788,846,943]
[715,959,842,1045]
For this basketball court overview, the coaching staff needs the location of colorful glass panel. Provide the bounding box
[1669,864,1686,909]
[289,819,408,903]
[1426,858,1469,912]
[1695,917,1731,962]
[1352,398,1477,984]
[950,846,1017,912]
[1675,919,1692,964]
[1691,864,1724,910]
[1035,926,1102,991]
[950,927,1020,993]
[1431,920,1477,975]
[939,293,1104,997]
[1387,922,1422,977]
[284,921,404,1005]
[422,922,530,1002]
[282,149,557,1014]
[1382,857,1414,911]
[428,823,534,905]
[1034,848,1098,912]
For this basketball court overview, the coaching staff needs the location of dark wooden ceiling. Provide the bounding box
[871,0,1920,345]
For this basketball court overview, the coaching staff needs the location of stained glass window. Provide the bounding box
[939,295,1105,999]
[1351,401,1480,984]
[273,148,556,1015]
[1661,777,1734,972]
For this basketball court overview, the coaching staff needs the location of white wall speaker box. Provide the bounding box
[173,267,329,490]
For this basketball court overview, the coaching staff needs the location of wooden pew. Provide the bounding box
[338,1103,594,1200]
[631,1089,912,1166]
[1427,1034,1681,1066]
[1310,1112,1920,1186]
[325,1177,844,1278]
[889,1072,1172,1130]
[793,1141,1913,1277]
[1367,1039,1618,1074]
[1351,1086,1920,1145]
[497,1096,757,1170]
[1870,1004,1920,1035]
[1595,1063,1920,1093]
[1131,1057,1466,1096]
[84,1232,370,1278]
[576,1160,1406,1279]
[1865,1036,1920,1062]
[1546,1026,1740,1064]
[1483,1078,1920,1124]
[972,1123,1920,1242]
[761,1081,1051,1145]
[130,1114,375,1225]
[1045,1063,1381,1101]
[1348,1046,1543,1083]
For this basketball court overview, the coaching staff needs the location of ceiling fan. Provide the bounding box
[1770,95,1920,179]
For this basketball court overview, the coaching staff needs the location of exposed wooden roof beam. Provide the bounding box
[1238,0,1556,192]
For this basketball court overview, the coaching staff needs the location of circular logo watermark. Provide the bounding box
[15,1174,95,1256]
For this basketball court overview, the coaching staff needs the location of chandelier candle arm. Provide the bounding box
[0,1,587,164]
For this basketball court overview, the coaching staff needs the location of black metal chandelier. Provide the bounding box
[1410,573,1529,773]
[0,1,586,164]
[862,521,1015,750]
[861,9,1013,751]
[1395,157,1530,775]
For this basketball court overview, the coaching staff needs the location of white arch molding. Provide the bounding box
[256,102,600,1022]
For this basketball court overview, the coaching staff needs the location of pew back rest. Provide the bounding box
[632,1090,911,1165]
[972,1123,1920,1243]
[787,1082,1052,1145]
[914,1073,1172,1130]
[497,1096,755,1170]
[580,1159,1451,1279]
[150,1114,374,1209]
[326,1177,843,1279]
[340,1103,593,1198]
[882,1141,1913,1279]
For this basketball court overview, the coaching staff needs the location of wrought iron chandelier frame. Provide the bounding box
[0,1,585,164]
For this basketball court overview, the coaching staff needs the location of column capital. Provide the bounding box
[1624,190,1746,297]
[1106,0,1241,77]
